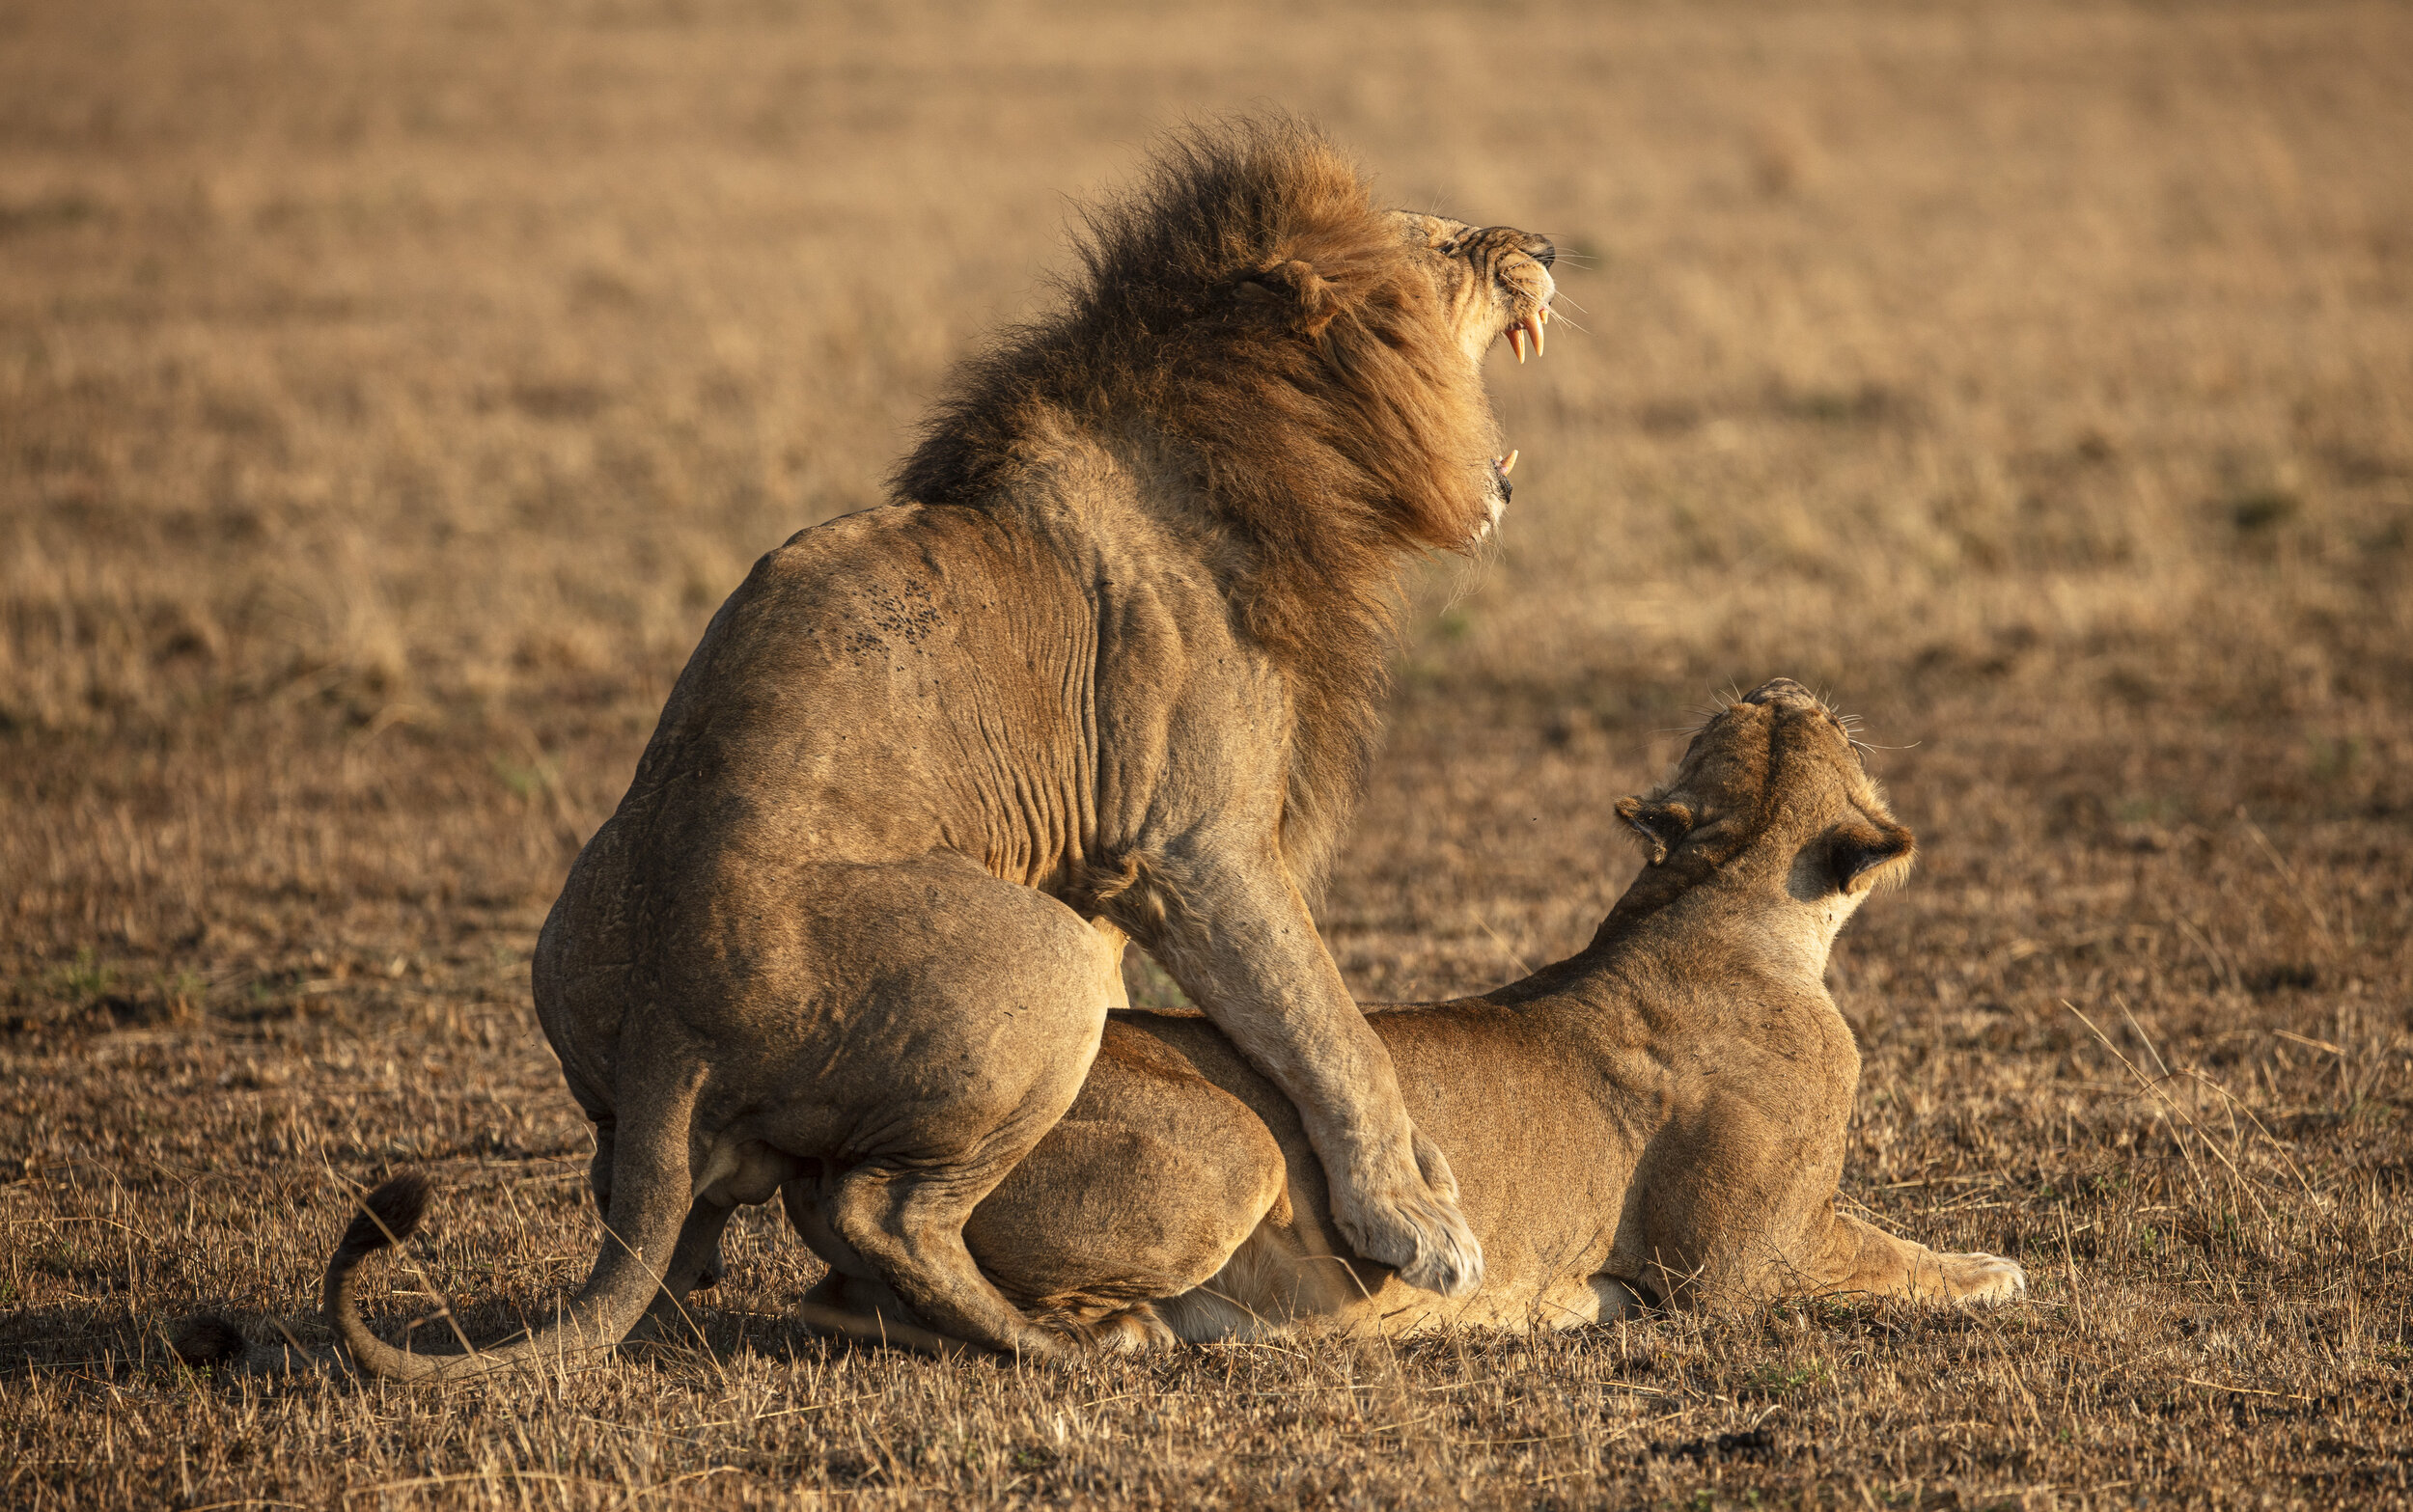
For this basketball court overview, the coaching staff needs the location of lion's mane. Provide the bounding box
[894,116,1501,886]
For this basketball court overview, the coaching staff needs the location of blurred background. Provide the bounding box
[5,0,2408,1113]
[7,0,2409,1072]
[6,3,2411,1502]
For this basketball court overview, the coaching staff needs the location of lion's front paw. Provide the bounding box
[1337,1179,1484,1300]
[1940,1251,2026,1306]
[1409,1127,1460,1206]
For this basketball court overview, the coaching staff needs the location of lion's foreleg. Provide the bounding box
[1135,858,1481,1300]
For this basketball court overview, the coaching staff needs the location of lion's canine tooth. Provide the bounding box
[1510,327,1528,363]
[1532,316,1545,357]
[1499,450,1518,476]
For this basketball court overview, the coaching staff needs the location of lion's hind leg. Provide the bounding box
[782,1277,1174,1356]
[763,856,1134,1361]
[791,1269,981,1359]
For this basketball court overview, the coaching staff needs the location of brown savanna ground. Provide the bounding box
[4,1,2410,1506]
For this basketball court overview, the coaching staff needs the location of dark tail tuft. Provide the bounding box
[171,1312,248,1367]
[339,1170,432,1257]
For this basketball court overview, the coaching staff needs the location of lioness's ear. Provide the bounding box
[1828,819,1916,894]
[1616,797,1693,866]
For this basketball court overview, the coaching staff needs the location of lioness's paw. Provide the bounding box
[1040,1305,1178,1355]
[1340,1184,1484,1300]
[1941,1251,2026,1306]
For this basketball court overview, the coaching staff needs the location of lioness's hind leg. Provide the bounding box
[1929,1248,2027,1306]
[1813,1212,2026,1306]
[1036,1303,1177,1354]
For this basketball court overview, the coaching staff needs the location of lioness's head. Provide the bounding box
[1610,678,1915,955]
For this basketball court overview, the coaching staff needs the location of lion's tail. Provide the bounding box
[165,1174,454,1377]
[322,1160,686,1384]
[327,1083,701,1384]
[163,1183,448,1377]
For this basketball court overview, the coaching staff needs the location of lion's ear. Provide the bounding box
[1236,259,1341,336]
[1828,818,1915,894]
[1616,797,1693,866]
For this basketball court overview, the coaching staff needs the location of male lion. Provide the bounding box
[319,119,1557,1376]
[784,678,2028,1346]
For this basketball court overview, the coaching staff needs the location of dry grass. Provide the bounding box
[5,0,2411,1505]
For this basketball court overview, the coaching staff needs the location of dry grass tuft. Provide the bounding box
[4,0,2409,1505]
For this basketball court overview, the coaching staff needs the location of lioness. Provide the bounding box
[320,119,1556,1376]
[793,677,2028,1344]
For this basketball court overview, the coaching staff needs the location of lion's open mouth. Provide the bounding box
[1490,299,1546,518]
[1479,273,1550,536]
[1503,303,1550,364]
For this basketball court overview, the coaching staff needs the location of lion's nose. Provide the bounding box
[1532,238,1557,269]
[1743,677,1814,705]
